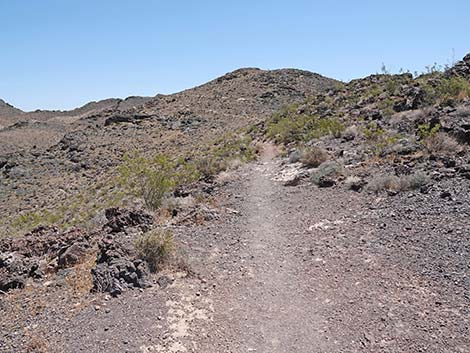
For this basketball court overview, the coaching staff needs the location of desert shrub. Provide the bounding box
[368,172,428,193]
[118,154,200,211]
[266,106,345,144]
[342,125,359,141]
[299,147,329,167]
[423,132,461,155]
[378,98,396,118]
[196,133,256,177]
[267,110,311,143]
[368,85,383,98]
[420,76,470,106]
[135,229,174,272]
[310,161,344,185]
[311,118,345,139]
[363,122,400,155]
[437,77,470,102]
[195,157,228,177]
[385,79,399,95]
[417,123,440,140]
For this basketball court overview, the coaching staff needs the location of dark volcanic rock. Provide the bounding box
[103,208,153,233]
[445,53,470,79]
[0,226,92,292]
[91,235,150,296]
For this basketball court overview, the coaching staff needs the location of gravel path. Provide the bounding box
[170,147,469,352]
[3,147,468,352]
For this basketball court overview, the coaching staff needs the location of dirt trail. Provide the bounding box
[196,145,325,352]
[174,145,468,353]
[19,145,468,353]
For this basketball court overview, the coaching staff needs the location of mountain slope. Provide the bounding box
[0,67,338,237]
[0,99,24,127]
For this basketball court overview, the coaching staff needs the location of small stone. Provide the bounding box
[440,191,452,199]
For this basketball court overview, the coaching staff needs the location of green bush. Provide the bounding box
[11,210,62,232]
[437,77,470,101]
[196,133,257,177]
[420,76,470,106]
[135,229,174,272]
[118,133,256,210]
[266,105,345,144]
[417,123,440,140]
[118,154,200,211]
[363,122,400,155]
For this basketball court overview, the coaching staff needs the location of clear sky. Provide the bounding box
[0,0,469,111]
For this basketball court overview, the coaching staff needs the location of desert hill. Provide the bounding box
[0,54,469,352]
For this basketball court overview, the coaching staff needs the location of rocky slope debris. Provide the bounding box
[0,208,155,295]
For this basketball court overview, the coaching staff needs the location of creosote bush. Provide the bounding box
[266,104,345,144]
[437,76,470,103]
[118,132,257,211]
[299,147,329,167]
[118,154,200,211]
[135,229,174,272]
[417,123,441,140]
[421,76,470,106]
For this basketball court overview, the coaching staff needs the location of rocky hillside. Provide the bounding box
[0,96,153,153]
[0,99,24,127]
[0,68,338,237]
[0,54,469,352]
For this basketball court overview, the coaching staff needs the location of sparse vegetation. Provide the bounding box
[11,209,62,233]
[437,76,470,104]
[368,172,428,193]
[299,147,329,167]
[363,122,400,155]
[417,123,462,154]
[310,161,344,185]
[118,153,200,211]
[417,123,441,140]
[135,229,175,272]
[423,132,461,155]
[196,133,257,177]
[421,76,470,106]
[267,105,345,144]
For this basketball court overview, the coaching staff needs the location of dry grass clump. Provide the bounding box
[65,253,97,296]
[368,172,428,193]
[25,332,49,353]
[135,229,174,272]
[423,132,462,155]
[299,147,330,167]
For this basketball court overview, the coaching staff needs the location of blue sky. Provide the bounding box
[0,0,468,111]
